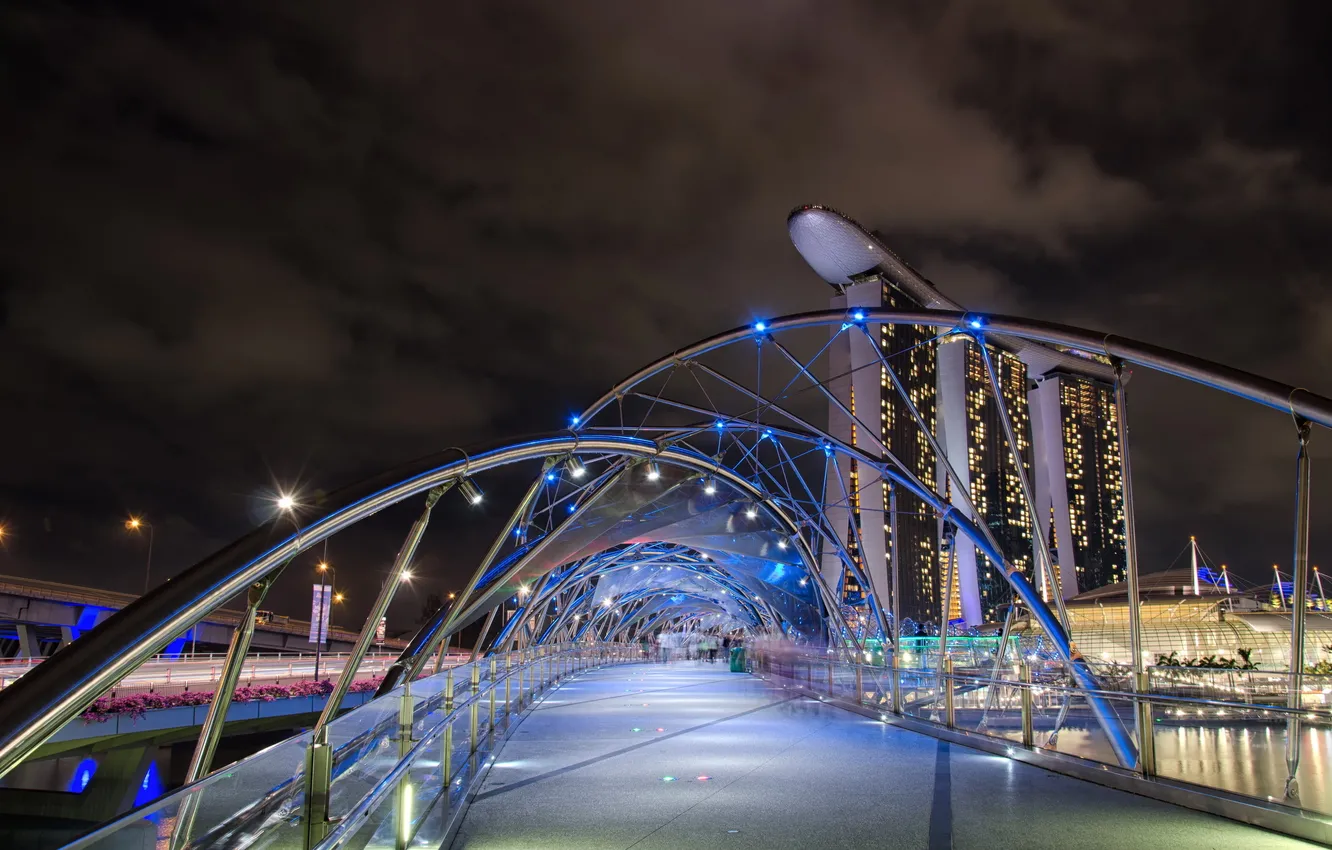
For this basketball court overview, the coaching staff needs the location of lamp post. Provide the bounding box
[125,517,155,594]
[313,561,337,682]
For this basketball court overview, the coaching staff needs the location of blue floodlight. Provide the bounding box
[570,415,581,426]
[852,310,865,321]
[754,321,767,333]
[714,419,726,430]
[967,315,985,330]
[545,472,556,482]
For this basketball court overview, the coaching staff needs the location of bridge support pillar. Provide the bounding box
[16,624,38,659]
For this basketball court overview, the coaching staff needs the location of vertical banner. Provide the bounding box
[310,584,332,644]
[376,616,387,643]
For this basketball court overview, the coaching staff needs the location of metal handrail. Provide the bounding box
[315,646,625,850]
[60,644,629,850]
[845,662,1332,722]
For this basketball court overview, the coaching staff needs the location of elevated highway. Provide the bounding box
[0,574,407,659]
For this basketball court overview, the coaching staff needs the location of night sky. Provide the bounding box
[3,2,1332,632]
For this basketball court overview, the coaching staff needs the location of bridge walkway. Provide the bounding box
[453,661,1313,850]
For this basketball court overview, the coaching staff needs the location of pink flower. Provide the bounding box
[80,676,388,723]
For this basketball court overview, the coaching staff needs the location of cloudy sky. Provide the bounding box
[2,1,1330,628]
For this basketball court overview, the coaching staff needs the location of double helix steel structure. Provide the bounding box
[2,294,1331,845]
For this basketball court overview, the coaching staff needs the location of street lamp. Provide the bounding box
[313,560,337,681]
[125,516,155,593]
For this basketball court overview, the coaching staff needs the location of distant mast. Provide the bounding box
[1190,536,1200,596]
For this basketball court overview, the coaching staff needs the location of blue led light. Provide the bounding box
[133,762,162,808]
[714,419,726,430]
[546,472,556,482]
[68,758,97,793]
[968,317,984,330]
[570,415,581,426]
[852,310,865,321]
[568,504,576,513]
[754,321,766,332]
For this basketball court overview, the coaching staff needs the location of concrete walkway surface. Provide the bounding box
[453,662,1317,849]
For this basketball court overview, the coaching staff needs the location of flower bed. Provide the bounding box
[81,677,384,723]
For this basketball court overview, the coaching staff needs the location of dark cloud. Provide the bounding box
[1,1,1330,624]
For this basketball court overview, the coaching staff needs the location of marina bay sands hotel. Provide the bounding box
[789,205,1125,630]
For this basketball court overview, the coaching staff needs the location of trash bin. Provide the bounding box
[729,646,746,673]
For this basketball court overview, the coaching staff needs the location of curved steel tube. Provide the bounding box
[6,309,1282,776]
[0,436,748,776]
[579,310,1332,430]
[382,457,837,690]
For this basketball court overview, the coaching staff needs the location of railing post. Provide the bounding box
[1020,662,1034,748]
[943,658,955,729]
[518,652,527,709]
[1134,671,1155,777]
[444,668,455,713]
[855,664,864,706]
[398,681,414,758]
[303,727,333,848]
[488,657,497,735]
[891,653,902,715]
[442,718,453,789]
[394,681,415,850]
[1287,418,1313,799]
[505,654,513,717]
[826,660,834,696]
[468,664,480,753]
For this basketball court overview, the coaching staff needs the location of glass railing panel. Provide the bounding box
[1039,689,1126,766]
[1151,704,1332,815]
[899,668,939,721]
[67,728,313,850]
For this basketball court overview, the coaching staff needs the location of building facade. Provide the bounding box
[790,204,1127,630]
[1030,372,1126,595]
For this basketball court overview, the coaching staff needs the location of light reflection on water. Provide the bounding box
[1041,722,1332,814]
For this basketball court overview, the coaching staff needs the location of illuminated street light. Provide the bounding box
[457,478,484,505]
[334,592,346,604]
[401,570,415,582]
[276,494,296,512]
[125,516,155,593]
